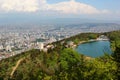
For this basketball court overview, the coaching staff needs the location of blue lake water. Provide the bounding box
[76,41,112,58]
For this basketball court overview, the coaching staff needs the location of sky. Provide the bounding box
[0,0,120,24]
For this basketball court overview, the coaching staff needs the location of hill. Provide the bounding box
[0,31,120,80]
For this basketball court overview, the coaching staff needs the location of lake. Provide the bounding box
[76,41,112,58]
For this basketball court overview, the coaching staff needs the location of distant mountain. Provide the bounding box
[0,17,119,25]
[65,23,120,28]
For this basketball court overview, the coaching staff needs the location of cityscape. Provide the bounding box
[0,23,120,60]
[0,0,120,79]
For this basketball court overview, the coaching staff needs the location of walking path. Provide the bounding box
[10,57,25,78]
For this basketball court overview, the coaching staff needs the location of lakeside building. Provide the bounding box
[96,35,109,41]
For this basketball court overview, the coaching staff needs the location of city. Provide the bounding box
[0,23,120,60]
[0,0,120,79]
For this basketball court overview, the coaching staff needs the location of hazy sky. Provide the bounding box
[0,0,120,24]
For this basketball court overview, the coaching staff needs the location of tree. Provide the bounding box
[113,45,120,79]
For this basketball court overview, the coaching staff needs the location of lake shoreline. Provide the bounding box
[76,40,111,58]
[78,39,109,45]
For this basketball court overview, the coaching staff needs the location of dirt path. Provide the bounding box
[10,58,25,77]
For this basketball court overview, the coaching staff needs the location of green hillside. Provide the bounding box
[0,31,120,80]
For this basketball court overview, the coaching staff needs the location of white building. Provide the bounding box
[6,45,12,52]
[37,42,44,50]
[0,45,3,50]
[96,35,109,41]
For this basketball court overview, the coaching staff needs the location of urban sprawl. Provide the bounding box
[0,23,120,60]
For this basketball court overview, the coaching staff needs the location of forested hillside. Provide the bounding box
[0,31,120,80]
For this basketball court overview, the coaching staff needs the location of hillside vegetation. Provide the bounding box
[0,31,120,80]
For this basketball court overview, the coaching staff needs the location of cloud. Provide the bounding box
[0,0,45,12]
[0,0,109,14]
[47,0,107,14]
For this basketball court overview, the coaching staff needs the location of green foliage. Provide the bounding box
[112,45,120,79]
[74,38,79,44]
[59,48,80,70]
[106,31,120,41]
[107,30,120,80]
[0,31,120,80]
[65,33,99,42]
[88,34,98,39]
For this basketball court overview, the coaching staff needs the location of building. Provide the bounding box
[67,41,74,46]
[97,35,109,41]
[66,41,75,48]
[6,45,12,52]
[37,42,44,50]
[0,45,3,50]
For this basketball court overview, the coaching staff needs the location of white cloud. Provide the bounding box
[0,0,46,12]
[47,0,110,14]
[47,0,100,14]
[0,0,109,14]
